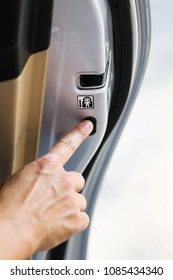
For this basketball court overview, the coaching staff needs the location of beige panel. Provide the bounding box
[0,51,48,185]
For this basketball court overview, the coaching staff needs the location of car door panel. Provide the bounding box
[38,0,114,174]
[0,0,53,185]
[0,0,151,260]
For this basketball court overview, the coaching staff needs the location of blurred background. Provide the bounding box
[87,0,173,259]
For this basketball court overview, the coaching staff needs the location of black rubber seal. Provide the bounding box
[0,0,53,82]
[83,0,133,176]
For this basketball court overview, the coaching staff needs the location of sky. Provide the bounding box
[87,0,173,259]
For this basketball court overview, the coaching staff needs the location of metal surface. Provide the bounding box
[64,0,151,259]
[34,0,151,260]
[38,0,114,173]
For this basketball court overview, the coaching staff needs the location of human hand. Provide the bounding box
[0,120,93,259]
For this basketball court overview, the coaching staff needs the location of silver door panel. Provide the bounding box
[39,0,114,173]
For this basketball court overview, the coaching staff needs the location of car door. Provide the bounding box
[0,0,151,260]
[0,0,53,185]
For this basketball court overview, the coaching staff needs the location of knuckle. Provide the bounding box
[62,224,75,239]
[72,212,89,231]
[81,213,90,230]
[61,175,73,190]
[62,192,77,209]
[59,137,76,153]
[78,193,87,210]
[61,211,89,238]
[74,211,83,224]
[73,172,85,187]
[69,211,83,231]
[78,173,85,186]
[61,172,85,191]
[68,193,78,208]
[34,153,59,170]
[59,212,82,237]
[75,127,86,141]
[63,192,86,211]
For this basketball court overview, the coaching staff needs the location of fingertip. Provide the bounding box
[80,120,94,135]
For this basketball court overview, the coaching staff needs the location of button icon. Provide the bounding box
[77,96,94,109]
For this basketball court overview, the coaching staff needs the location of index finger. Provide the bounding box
[49,120,93,166]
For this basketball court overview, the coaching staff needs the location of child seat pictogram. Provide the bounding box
[77,96,94,109]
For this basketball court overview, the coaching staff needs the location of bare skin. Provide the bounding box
[0,120,93,260]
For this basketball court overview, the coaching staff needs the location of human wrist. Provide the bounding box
[0,211,37,259]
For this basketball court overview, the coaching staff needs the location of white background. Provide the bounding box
[87,0,173,259]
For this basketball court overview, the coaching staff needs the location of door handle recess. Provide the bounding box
[39,0,114,173]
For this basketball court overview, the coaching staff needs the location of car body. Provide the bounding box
[0,0,151,259]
